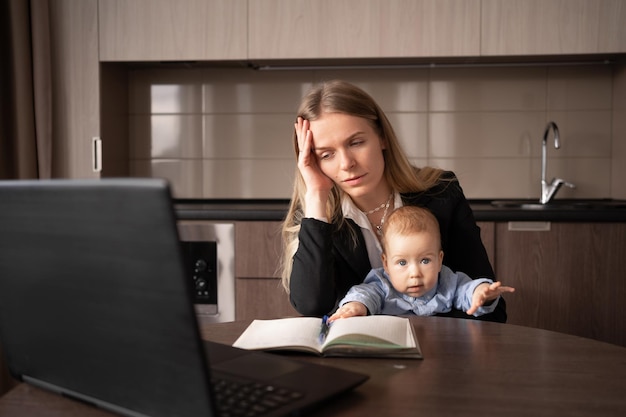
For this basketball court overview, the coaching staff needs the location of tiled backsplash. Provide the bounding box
[128,64,624,200]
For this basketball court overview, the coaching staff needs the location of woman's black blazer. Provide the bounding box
[289,172,507,323]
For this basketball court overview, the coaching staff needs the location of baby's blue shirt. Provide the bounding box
[339,265,497,317]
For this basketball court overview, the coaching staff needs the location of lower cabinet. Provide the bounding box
[213,218,626,347]
[235,221,298,320]
[495,222,626,347]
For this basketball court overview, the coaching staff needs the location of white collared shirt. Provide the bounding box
[341,192,403,269]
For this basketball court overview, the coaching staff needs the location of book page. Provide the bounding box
[324,316,416,349]
[232,317,323,352]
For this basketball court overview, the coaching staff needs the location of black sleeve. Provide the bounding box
[288,218,370,317]
[289,218,340,316]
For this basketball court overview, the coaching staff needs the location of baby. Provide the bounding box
[330,206,514,322]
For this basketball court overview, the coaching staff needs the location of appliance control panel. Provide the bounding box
[180,241,218,305]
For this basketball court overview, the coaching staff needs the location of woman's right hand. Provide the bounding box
[295,117,334,217]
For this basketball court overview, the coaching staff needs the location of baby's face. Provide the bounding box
[382,231,443,298]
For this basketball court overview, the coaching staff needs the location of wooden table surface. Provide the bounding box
[1,316,625,416]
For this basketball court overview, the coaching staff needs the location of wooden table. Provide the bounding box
[1,316,625,416]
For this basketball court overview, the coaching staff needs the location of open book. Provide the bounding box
[232,315,422,359]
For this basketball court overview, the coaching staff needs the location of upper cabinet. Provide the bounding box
[482,0,626,56]
[248,0,481,59]
[98,0,247,61]
[97,0,626,62]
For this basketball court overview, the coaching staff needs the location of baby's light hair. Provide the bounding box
[381,206,441,253]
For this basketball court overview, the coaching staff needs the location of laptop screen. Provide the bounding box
[0,178,217,416]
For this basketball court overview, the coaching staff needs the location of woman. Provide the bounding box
[280,80,507,323]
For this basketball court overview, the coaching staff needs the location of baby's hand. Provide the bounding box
[328,302,367,323]
[467,281,515,315]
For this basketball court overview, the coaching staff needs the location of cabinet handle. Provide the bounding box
[92,137,102,173]
[508,221,551,232]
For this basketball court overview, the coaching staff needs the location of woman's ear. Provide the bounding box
[380,136,387,150]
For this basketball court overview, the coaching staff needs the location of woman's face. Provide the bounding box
[308,112,387,200]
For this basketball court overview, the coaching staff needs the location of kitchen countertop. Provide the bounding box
[174,198,626,222]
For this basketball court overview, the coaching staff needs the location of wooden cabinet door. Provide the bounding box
[49,0,100,178]
[495,222,626,347]
[482,0,626,56]
[98,0,247,61]
[235,222,298,320]
[248,0,480,60]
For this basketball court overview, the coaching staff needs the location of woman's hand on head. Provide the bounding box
[295,117,334,198]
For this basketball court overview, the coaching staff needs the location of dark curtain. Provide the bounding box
[0,0,53,395]
[0,0,52,179]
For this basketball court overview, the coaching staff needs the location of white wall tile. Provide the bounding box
[202,159,295,198]
[203,114,294,159]
[531,157,612,199]
[545,111,612,157]
[387,113,428,159]
[125,64,622,200]
[430,158,536,199]
[130,159,203,198]
[429,112,545,158]
[429,67,547,112]
[203,68,313,113]
[130,115,203,158]
[547,65,613,110]
[129,68,204,114]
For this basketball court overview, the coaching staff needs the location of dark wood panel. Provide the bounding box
[496,222,626,346]
[235,221,282,278]
[235,277,298,320]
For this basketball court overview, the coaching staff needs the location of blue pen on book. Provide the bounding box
[319,315,330,343]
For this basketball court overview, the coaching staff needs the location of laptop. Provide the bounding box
[0,178,368,417]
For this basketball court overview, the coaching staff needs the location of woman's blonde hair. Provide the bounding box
[280,80,445,292]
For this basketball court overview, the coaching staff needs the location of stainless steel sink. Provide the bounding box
[490,199,626,210]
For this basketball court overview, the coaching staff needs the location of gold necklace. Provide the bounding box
[363,198,388,215]
[371,193,393,236]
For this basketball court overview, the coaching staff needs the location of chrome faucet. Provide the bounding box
[541,121,575,204]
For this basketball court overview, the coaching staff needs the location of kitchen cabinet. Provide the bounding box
[49,0,100,178]
[235,221,298,320]
[495,222,626,347]
[97,0,626,62]
[44,0,129,178]
[248,0,480,60]
[481,0,626,56]
[98,0,247,61]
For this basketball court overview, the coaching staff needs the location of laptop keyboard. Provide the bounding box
[212,376,304,417]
